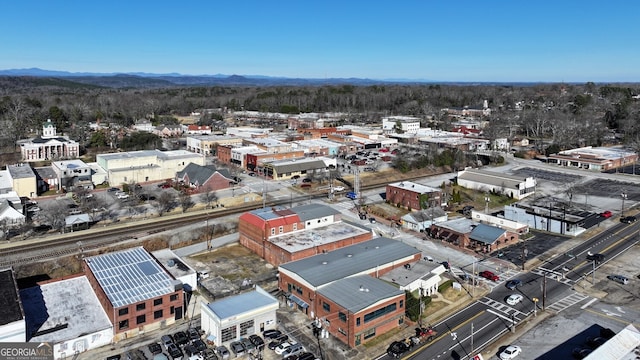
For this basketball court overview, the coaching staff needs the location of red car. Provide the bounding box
[600,210,612,218]
[480,270,500,281]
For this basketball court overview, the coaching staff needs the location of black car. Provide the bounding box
[621,215,637,224]
[586,336,607,349]
[386,341,409,358]
[148,343,162,355]
[268,334,289,350]
[167,344,183,360]
[193,339,208,352]
[230,341,245,355]
[263,329,282,340]
[249,334,265,350]
[187,328,200,341]
[298,353,317,360]
[505,279,522,290]
[173,331,189,345]
[586,253,605,263]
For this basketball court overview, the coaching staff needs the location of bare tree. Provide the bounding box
[200,189,218,209]
[178,191,194,213]
[154,191,176,216]
[41,202,68,233]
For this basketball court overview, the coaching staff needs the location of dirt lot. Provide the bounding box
[186,243,279,300]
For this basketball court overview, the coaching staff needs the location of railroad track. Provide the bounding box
[0,171,438,267]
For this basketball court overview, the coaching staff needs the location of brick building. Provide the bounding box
[386,181,444,211]
[245,150,305,173]
[239,204,373,266]
[83,247,185,342]
[278,237,421,347]
[176,163,235,192]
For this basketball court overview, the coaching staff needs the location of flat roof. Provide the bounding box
[291,203,340,222]
[85,247,177,308]
[458,168,530,188]
[0,268,23,325]
[97,149,202,161]
[206,286,278,320]
[152,249,196,279]
[7,163,36,179]
[269,221,371,253]
[316,275,403,313]
[21,276,112,342]
[279,237,420,288]
[435,217,479,234]
[556,146,636,160]
[380,261,443,288]
[388,181,440,194]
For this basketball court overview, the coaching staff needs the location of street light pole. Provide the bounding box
[532,297,539,317]
[621,191,628,217]
[484,193,491,214]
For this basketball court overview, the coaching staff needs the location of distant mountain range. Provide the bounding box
[0,67,433,88]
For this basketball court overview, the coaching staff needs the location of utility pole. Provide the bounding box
[542,272,547,310]
[592,260,596,285]
[471,322,474,353]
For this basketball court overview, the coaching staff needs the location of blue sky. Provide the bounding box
[2,1,639,82]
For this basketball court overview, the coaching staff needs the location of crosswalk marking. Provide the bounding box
[478,297,527,319]
[530,268,574,285]
[545,292,590,313]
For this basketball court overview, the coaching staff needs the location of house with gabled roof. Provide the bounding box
[176,163,235,192]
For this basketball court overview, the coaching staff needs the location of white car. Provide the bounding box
[506,294,523,306]
[274,342,292,355]
[333,186,345,192]
[117,193,129,199]
[500,345,522,359]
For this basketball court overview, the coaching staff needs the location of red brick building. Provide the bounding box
[245,150,305,173]
[386,181,443,211]
[176,163,235,192]
[278,237,421,347]
[216,145,232,164]
[83,247,184,342]
[239,204,373,266]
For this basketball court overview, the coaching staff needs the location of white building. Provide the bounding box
[96,150,206,185]
[19,119,80,162]
[20,275,113,359]
[200,286,279,346]
[152,249,198,292]
[382,116,421,134]
[379,260,446,296]
[51,160,93,191]
[457,168,536,200]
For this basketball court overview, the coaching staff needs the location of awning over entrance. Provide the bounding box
[289,294,309,309]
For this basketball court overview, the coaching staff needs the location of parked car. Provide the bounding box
[240,337,255,353]
[167,344,183,360]
[505,279,522,290]
[187,328,200,341]
[572,347,592,359]
[263,329,282,339]
[333,186,345,192]
[173,331,189,345]
[148,343,162,355]
[282,343,305,358]
[161,335,174,351]
[216,346,230,359]
[386,341,409,358]
[230,341,245,356]
[586,335,608,348]
[298,353,317,360]
[600,210,613,218]
[480,270,500,281]
[249,334,265,350]
[506,294,524,306]
[274,342,292,355]
[203,348,218,360]
[302,178,312,183]
[107,187,120,192]
[499,345,522,359]
[620,215,637,224]
[193,339,207,352]
[607,274,629,285]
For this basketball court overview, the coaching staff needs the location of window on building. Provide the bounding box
[154,298,163,306]
[279,226,283,234]
[364,303,397,323]
[118,308,128,316]
[356,318,360,326]
[170,306,175,314]
[221,326,236,343]
[136,303,146,311]
[154,310,163,319]
[119,320,129,330]
[240,320,254,336]
[322,302,330,312]
[400,300,404,308]
[170,294,178,301]
[271,228,275,235]
[363,328,376,339]
[339,312,347,322]
[136,315,146,325]
[293,223,297,231]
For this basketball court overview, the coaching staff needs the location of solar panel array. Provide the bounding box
[86,247,173,308]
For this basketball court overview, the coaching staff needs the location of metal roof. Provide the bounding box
[85,247,176,308]
[468,223,506,245]
[206,286,278,320]
[291,203,340,222]
[266,159,327,174]
[316,275,403,313]
[457,168,527,189]
[279,237,420,288]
